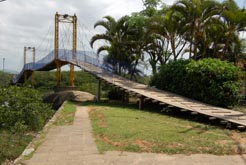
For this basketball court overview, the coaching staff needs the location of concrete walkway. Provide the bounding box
[22,106,246,165]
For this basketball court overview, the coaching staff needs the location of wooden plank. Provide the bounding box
[144,98,152,101]
[190,105,207,107]
[152,100,159,103]
[181,109,188,112]
[224,114,245,117]
[191,112,198,115]
[180,102,193,104]
[209,117,216,120]
[200,108,217,110]
[211,111,231,113]
[167,105,175,108]
[220,120,228,124]
[237,125,246,129]
[237,118,246,120]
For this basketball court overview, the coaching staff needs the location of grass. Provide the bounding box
[0,130,34,164]
[233,104,246,113]
[54,101,77,126]
[88,102,246,155]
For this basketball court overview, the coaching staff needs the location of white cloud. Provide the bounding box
[0,0,179,71]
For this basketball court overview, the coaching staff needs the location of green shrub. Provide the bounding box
[150,59,190,96]
[150,58,242,107]
[0,86,54,132]
[0,71,12,87]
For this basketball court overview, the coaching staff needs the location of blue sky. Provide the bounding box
[219,0,245,7]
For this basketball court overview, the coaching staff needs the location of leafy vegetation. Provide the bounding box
[0,86,54,163]
[88,102,246,155]
[150,58,242,107]
[0,86,54,131]
[0,71,12,87]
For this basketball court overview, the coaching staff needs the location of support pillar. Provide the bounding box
[31,47,35,87]
[138,96,144,110]
[97,79,101,102]
[56,60,61,87]
[125,92,129,104]
[122,91,129,104]
[70,64,74,86]
[24,46,27,82]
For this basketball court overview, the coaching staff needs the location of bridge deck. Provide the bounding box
[76,61,246,130]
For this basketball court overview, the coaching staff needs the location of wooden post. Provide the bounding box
[97,79,101,102]
[138,96,144,110]
[125,92,129,104]
[121,91,129,104]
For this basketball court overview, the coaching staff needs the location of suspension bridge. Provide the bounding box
[12,13,246,130]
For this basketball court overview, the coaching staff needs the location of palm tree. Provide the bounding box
[90,16,129,74]
[172,0,221,59]
[219,0,246,63]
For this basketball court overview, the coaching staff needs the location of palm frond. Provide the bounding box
[94,20,110,31]
[97,46,111,55]
[90,34,112,48]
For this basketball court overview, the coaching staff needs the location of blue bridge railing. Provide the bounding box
[13,49,113,84]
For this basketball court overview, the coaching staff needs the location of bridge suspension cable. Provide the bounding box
[34,21,54,62]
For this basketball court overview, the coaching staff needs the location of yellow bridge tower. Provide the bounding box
[54,12,77,87]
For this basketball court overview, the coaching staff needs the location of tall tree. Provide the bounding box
[172,0,222,59]
[90,16,129,74]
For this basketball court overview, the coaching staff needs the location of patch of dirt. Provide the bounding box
[87,106,98,112]
[165,142,185,149]
[217,140,232,145]
[231,132,246,144]
[99,120,107,128]
[134,140,154,152]
[96,113,105,119]
[98,135,125,147]
[230,132,246,154]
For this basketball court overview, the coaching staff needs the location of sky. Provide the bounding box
[0,0,243,72]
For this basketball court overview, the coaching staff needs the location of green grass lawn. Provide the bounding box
[88,102,246,155]
[54,101,77,126]
[0,130,34,164]
[233,105,246,113]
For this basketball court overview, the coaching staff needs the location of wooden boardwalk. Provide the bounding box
[76,61,246,130]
